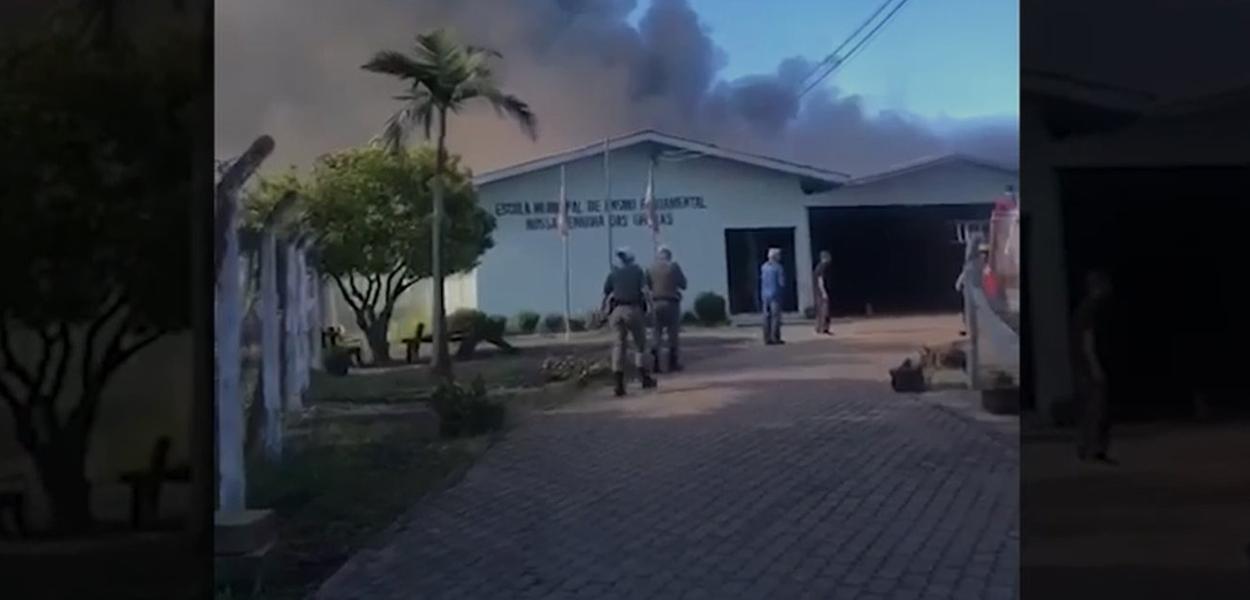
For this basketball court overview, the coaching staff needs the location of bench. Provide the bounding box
[402,322,518,364]
[321,327,363,366]
[119,437,191,530]
[0,470,28,538]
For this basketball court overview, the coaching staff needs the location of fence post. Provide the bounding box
[257,193,299,462]
[294,240,311,395]
[308,258,323,372]
[283,238,304,412]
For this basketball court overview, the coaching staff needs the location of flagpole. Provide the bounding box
[603,137,613,269]
[644,158,659,259]
[561,166,571,343]
[649,159,659,258]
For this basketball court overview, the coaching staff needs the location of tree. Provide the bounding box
[0,29,195,532]
[254,146,495,363]
[363,28,537,380]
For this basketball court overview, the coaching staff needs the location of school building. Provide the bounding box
[452,130,1018,321]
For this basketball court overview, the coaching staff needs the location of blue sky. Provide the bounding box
[629,0,1018,121]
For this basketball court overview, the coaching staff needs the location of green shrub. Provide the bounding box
[693,292,728,326]
[681,311,699,326]
[448,308,486,333]
[445,309,508,340]
[543,313,565,333]
[515,311,541,334]
[486,315,508,339]
[430,377,506,438]
[568,317,586,332]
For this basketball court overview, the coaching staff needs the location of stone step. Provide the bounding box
[215,509,276,556]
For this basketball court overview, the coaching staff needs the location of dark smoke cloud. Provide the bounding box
[215,0,1017,177]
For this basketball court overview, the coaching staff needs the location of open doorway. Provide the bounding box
[724,228,798,314]
[1059,166,1250,420]
[807,205,992,317]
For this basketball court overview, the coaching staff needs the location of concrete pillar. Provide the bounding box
[215,191,246,511]
[282,241,303,412]
[1023,104,1074,424]
[258,224,283,462]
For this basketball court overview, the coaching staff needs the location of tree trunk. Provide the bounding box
[364,318,391,364]
[33,443,93,534]
[430,108,453,380]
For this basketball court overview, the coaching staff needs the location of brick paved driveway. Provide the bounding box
[316,321,1019,600]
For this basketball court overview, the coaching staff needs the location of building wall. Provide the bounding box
[474,143,822,319]
[809,160,1018,209]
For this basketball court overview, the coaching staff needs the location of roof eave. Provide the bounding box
[473,130,849,187]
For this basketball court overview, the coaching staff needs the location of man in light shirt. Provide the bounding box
[760,247,786,345]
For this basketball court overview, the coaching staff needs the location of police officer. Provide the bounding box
[602,247,657,396]
[647,245,687,372]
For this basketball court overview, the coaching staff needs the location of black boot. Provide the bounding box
[613,372,626,397]
[669,349,683,372]
[640,368,658,389]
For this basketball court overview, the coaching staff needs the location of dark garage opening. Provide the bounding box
[1060,166,1250,420]
[807,205,993,317]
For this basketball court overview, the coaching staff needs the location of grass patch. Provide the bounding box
[240,419,487,600]
[309,360,540,405]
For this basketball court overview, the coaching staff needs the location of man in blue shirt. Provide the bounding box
[760,247,786,345]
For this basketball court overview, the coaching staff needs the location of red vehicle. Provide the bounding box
[983,188,1018,314]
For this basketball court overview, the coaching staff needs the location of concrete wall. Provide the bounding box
[473,142,825,319]
[810,160,1018,209]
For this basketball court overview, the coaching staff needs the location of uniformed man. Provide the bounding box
[647,245,688,372]
[603,247,658,396]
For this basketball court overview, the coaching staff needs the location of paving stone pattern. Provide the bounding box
[316,328,1019,599]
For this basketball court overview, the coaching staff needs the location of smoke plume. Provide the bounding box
[215,0,1018,176]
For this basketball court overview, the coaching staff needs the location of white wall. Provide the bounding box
[474,142,823,318]
[809,160,1018,208]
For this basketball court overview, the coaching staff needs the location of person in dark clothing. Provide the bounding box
[603,247,657,397]
[812,250,833,335]
[1073,268,1115,464]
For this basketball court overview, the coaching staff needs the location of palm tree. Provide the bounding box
[363,29,537,380]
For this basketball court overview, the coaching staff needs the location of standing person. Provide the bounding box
[812,250,834,335]
[1073,268,1115,464]
[647,245,687,373]
[955,240,989,336]
[603,247,657,397]
[760,247,786,345]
